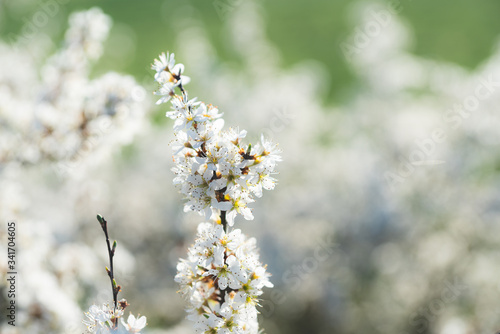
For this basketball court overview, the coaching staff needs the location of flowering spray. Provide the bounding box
[152,52,281,333]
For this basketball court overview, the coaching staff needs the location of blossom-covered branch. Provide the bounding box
[153,52,281,227]
[0,8,146,172]
[153,52,281,333]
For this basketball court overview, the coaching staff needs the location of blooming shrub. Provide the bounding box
[4,1,500,333]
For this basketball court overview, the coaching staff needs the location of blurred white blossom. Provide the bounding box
[0,7,148,334]
[0,7,147,177]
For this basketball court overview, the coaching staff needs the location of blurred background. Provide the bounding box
[2,0,500,333]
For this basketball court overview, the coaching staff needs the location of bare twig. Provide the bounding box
[96,214,121,318]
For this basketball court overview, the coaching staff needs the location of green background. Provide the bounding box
[2,0,500,105]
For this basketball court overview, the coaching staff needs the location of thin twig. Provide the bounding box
[97,214,120,313]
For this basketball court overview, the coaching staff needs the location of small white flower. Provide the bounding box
[204,255,244,290]
[166,97,202,130]
[152,52,191,86]
[224,127,247,145]
[152,52,175,78]
[225,189,255,226]
[170,130,194,155]
[121,314,147,333]
[154,82,176,105]
[258,135,282,162]
[83,303,121,334]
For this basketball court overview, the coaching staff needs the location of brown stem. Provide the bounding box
[221,211,227,233]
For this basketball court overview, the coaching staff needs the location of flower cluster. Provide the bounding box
[83,302,146,334]
[153,52,281,226]
[154,52,280,333]
[175,223,273,333]
[0,8,147,173]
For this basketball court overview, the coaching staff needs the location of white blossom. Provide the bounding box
[83,302,147,334]
[156,51,279,333]
[153,52,281,225]
[175,223,273,334]
[121,314,147,333]
[0,7,147,175]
